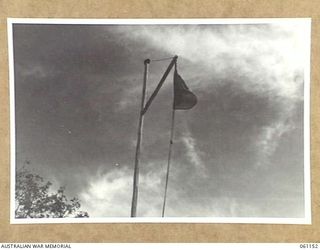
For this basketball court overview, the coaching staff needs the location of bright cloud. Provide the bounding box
[116,23,307,101]
[79,162,304,217]
[256,121,295,168]
[180,130,207,175]
[80,165,165,217]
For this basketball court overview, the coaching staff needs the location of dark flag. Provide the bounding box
[173,69,197,110]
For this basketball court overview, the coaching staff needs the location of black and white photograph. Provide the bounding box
[8,19,311,223]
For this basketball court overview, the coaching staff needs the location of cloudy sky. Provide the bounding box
[12,21,309,218]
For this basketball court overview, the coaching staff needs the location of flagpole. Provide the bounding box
[131,58,150,217]
[161,71,177,217]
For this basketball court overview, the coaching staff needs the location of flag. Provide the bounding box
[173,69,197,110]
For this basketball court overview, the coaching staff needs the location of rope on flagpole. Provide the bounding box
[161,62,178,217]
[161,108,176,217]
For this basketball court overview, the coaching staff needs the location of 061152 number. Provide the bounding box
[300,244,319,249]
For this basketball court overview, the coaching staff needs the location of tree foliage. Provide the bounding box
[15,162,89,218]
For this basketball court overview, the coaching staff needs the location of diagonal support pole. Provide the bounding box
[142,56,178,115]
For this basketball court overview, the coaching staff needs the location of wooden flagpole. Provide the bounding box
[131,58,150,217]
